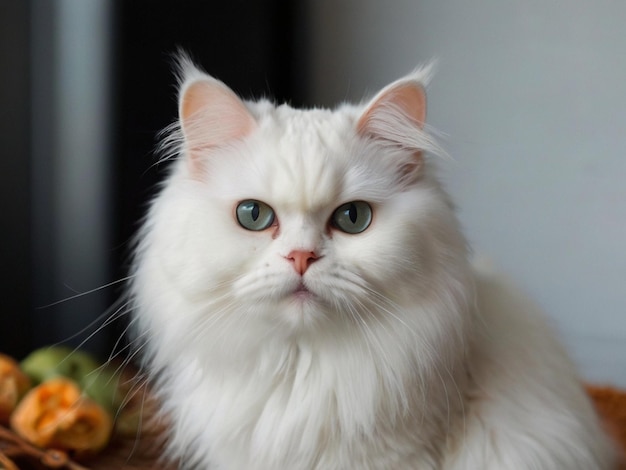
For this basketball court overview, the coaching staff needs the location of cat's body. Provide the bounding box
[131,58,617,469]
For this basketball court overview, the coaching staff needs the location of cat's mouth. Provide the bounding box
[283,280,327,309]
[294,282,310,294]
[292,281,315,299]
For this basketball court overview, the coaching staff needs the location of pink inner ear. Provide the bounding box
[357,82,426,136]
[180,79,256,163]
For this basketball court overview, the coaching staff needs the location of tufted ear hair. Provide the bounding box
[357,77,426,134]
[177,56,256,175]
[357,65,439,183]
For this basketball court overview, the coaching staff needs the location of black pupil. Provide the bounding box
[251,203,260,221]
[348,203,357,224]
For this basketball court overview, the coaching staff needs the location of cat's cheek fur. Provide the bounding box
[346,185,464,295]
[139,165,273,311]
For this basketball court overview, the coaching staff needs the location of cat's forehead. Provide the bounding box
[243,104,368,213]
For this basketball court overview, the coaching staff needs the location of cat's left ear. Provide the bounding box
[177,59,256,175]
[357,67,435,182]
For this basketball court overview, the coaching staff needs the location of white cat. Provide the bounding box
[130,56,618,469]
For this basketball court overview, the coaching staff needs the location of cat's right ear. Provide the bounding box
[177,61,256,175]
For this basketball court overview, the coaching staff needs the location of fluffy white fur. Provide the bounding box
[131,58,617,469]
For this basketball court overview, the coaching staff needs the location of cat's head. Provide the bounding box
[133,57,471,359]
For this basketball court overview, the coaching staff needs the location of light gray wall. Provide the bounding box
[308,0,626,386]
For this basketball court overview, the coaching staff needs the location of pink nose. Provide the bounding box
[286,250,319,275]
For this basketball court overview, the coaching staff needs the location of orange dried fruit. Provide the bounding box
[0,353,31,423]
[10,377,113,455]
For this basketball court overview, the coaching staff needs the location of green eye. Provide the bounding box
[332,201,372,234]
[236,200,275,231]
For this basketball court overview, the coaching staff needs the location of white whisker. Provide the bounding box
[37,276,135,309]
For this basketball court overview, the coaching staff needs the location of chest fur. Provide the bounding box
[160,346,460,469]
